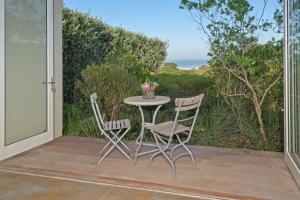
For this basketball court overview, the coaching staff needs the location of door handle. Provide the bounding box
[42,77,55,85]
[42,81,55,85]
[42,77,56,93]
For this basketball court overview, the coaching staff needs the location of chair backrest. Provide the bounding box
[90,93,105,133]
[171,94,204,139]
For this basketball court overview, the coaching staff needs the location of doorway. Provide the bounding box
[0,0,54,160]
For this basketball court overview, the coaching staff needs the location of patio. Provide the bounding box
[0,136,299,200]
[0,171,202,200]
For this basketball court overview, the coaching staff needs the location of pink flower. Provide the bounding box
[143,83,150,90]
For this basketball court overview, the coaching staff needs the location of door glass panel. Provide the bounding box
[289,0,300,163]
[5,0,47,145]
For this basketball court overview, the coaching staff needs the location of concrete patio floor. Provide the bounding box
[0,171,203,200]
[0,136,299,200]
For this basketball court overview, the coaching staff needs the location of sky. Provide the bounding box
[64,0,282,62]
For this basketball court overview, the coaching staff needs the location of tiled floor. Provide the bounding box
[0,171,202,200]
[0,136,299,200]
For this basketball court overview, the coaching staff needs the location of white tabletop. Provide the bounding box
[124,96,171,106]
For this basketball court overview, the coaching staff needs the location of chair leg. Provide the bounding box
[182,143,195,167]
[162,151,176,176]
[100,141,112,156]
[148,150,163,167]
[98,128,131,164]
[148,130,163,167]
[112,128,131,160]
[148,148,176,176]
[100,130,129,156]
[98,143,116,164]
[99,141,130,165]
[170,143,182,158]
[149,131,176,176]
[134,133,144,165]
[116,145,131,160]
[109,130,130,152]
[176,135,195,167]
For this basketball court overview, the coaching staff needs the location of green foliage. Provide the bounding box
[63,104,99,138]
[63,8,113,103]
[63,8,167,104]
[161,63,210,75]
[106,28,168,73]
[64,58,283,151]
[153,72,212,99]
[62,7,166,139]
[76,63,140,121]
[180,0,283,150]
[62,4,284,152]
[273,0,284,33]
[151,64,261,149]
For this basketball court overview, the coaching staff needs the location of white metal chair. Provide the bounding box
[90,93,131,164]
[147,94,204,176]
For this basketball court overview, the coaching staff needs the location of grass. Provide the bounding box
[63,62,283,152]
[151,63,213,98]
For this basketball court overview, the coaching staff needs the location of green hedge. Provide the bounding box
[63,8,167,104]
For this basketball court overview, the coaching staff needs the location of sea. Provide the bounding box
[167,59,208,70]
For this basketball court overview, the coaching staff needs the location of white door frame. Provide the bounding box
[284,0,300,187]
[0,0,54,161]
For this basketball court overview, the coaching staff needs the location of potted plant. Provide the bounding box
[141,78,158,99]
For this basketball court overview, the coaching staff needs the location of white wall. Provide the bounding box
[54,0,63,138]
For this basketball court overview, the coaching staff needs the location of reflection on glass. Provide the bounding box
[5,0,47,145]
[289,0,300,164]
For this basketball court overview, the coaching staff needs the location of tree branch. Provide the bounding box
[226,93,251,99]
[259,74,282,106]
[211,51,248,84]
[257,0,268,27]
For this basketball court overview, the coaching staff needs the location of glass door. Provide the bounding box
[0,0,53,160]
[288,0,300,166]
[5,0,48,145]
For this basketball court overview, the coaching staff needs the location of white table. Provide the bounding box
[124,96,171,163]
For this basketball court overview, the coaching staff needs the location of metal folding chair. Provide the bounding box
[147,94,204,176]
[90,93,131,164]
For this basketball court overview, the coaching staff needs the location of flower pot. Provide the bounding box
[143,89,155,99]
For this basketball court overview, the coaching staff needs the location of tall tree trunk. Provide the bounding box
[245,82,268,142]
[253,97,267,142]
[251,89,267,142]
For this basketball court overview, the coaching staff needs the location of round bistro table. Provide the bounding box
[124,96,171,163]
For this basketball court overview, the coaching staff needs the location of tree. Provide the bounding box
[180,0,283,142]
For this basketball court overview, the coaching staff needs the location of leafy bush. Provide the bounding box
[151,63,283,151]
[63,8,113,103]
[62,6,283,152]
[106,28,168,73]
[63,8,167,104]
[76,63,140,121]
[180,0,283,150]
[63,104,99,137]
[153,63,213,98]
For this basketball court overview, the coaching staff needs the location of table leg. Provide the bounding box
[135,106,145,164]
[135,105,163,164]
[152,105,162,125]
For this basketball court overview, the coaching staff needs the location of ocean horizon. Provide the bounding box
[166,59,208,70]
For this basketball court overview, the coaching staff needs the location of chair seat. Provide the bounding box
[104,119,131,131]
[148,121,190,137]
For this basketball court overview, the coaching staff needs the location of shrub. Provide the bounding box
[63,8,113,103]
[105,28,168,73]
[76,63,140,121]
[63,8,167,104]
